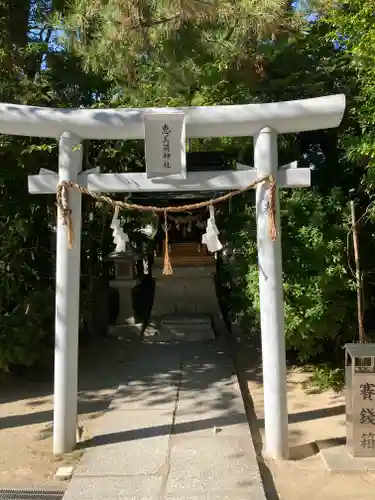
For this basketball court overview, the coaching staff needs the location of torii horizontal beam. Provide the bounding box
[28,162,310,194]
[0,94,345,139]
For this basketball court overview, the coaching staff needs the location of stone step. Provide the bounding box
[161,314,212,326]
[108,323,143,339]
[142,314,215,343]
[143,324,215,343]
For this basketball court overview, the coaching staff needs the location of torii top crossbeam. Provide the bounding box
[0,94,345,139]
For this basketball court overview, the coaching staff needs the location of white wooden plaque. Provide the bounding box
[144,111,186,178]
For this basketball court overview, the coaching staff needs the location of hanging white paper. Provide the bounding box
[202,205,222,253]
[110,206,129,253]
[144,111,186,178]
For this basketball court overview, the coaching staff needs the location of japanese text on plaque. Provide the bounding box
[162,124,171,169]
[359,382,375,450]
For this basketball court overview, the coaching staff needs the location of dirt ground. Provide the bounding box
[1,333,375,499]
[234,334,375,500]
[0,337,140,489]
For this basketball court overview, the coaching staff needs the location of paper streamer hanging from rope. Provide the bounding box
[56,175,277,274]
[202,205,222,253]
[110,205,129,252]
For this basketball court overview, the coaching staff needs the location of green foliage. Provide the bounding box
[0,0,114,372]
[302,365,344,393]
[220,186,356,362]
[57,0,299,91]
[324,1,375,183]
[1,289,54,371]
[0,136,56,371]
[282,189,354,359]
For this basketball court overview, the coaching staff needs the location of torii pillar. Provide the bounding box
[54,132,83,454]
[255,127,288,458]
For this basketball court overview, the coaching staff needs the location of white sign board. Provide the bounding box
[144,111,186,178]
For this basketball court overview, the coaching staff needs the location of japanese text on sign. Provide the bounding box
[360,382,375,401]
[359,382,375,448]
[361,432,375,449]
[162,124,171,169]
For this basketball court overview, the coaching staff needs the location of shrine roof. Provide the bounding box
[345,343,375,359]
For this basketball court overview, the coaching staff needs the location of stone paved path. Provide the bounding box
[63,340,266,500]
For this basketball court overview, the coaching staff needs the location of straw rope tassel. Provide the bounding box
[163,209,173,275]
[58,183,74,249]
[67,215,74,249]
[268,176,277,241]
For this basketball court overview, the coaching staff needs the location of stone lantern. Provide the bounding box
[106,247,140,330]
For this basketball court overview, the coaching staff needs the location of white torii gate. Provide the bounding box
[0,94,345,459]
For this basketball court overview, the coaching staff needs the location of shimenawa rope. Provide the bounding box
[56,174,277,274]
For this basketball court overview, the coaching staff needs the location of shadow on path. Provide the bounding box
[80,412,249,449]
